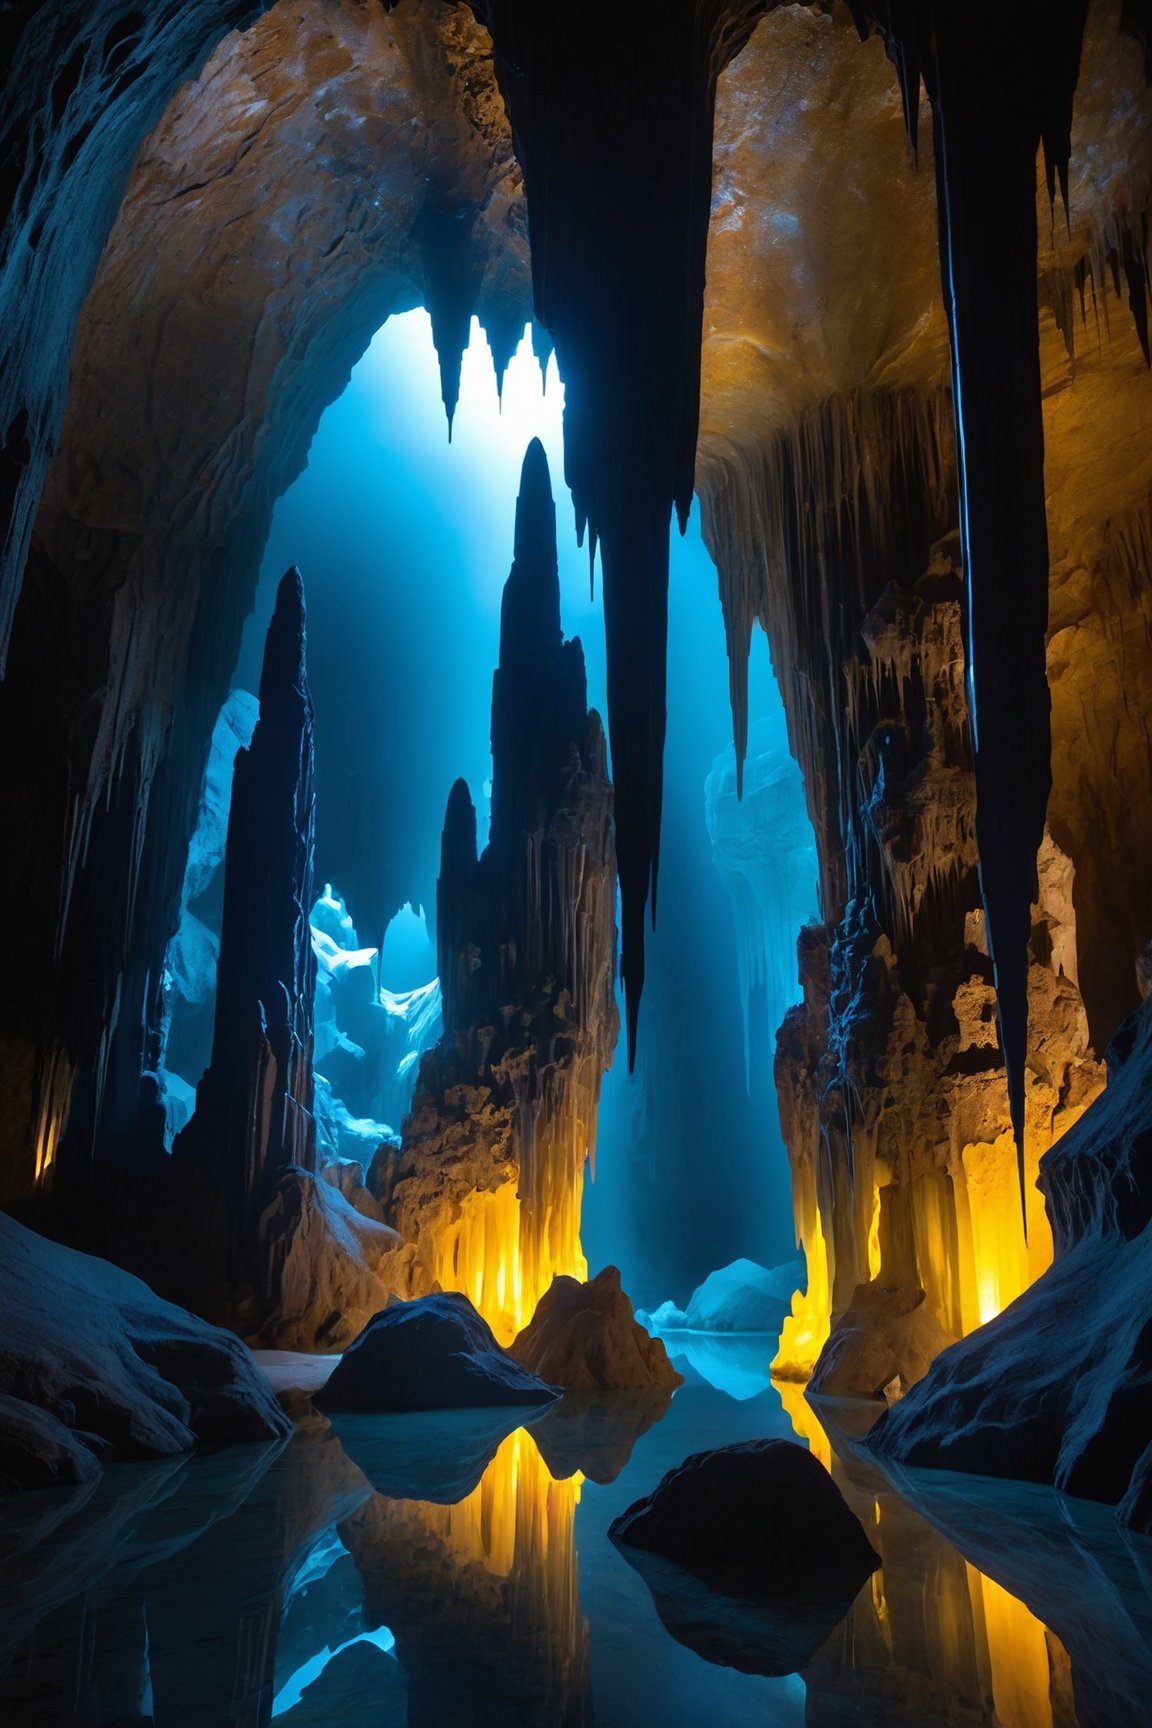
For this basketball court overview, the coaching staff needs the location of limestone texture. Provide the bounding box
[316,1292,562,1413]
[375,440,618,1343]
[868,996,1152,1527]
[509,1267,683,1392]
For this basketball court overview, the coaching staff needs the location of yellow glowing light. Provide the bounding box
[32,1055,74,1183]
[957,1129,1056,1332]
[967,1563,1062,1728]
[430,1178,588,1346]
[775,1374,833,1471]
[773,1200,831,1381]
[430,1425,582,1583]
[867,1183,883,1281]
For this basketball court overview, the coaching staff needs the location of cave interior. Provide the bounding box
[1,1,1152,1724]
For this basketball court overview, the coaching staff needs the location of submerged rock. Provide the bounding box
[616,1544,870,1678]
[316,1292,561,1413]
[0,1211,290,1488]
[510,1266,683,1390]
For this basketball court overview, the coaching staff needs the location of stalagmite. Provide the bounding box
[171,571,407,1345]
[377,440,619,1343]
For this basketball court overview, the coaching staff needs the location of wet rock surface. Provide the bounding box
[316,1292,562,1413]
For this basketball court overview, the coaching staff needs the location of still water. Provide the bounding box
[3,1341,1150,1727]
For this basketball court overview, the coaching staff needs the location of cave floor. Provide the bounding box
[2,1341,1150,1726]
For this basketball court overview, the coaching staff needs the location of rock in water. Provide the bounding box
[610,1438,879,1678]
[0,1210,290,1488]
[0,1394,103,1492]
[611,1438,879,1585]
[510,1266,683,1390]
[316,1292,562,1412]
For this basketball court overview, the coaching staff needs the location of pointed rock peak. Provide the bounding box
[442,776,478,870]
[514,437,555,565]
[259,566,309,712]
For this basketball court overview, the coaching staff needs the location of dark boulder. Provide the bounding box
[0,1394,103,1493]
[315,1292,562,1412]
[0,1210,290,1490]
[610,1437,880,1587]
[610,1438,880,1677]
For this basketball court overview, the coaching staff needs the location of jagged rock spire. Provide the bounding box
[396,439,619,1341]
[176,567,317,1277]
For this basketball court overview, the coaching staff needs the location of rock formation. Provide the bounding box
[0,1209,289,1489]
[509,1266,683,1391]
[0,0,535,1208]
[0,0,1150,1539]
[753,541,1105,1396]
[694,1,1150,1413]
[172,570,409,1349]
[611,1437,880,1583]
[375,439,619,1344]
[316,1291,561,1413]
[868,993,1152,1526]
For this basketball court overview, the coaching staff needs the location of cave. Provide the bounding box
[1,2,1151,1724]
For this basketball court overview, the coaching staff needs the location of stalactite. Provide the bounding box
[842,1,1093,1217]
[469,0,768,1062]
[381,440,618,1344]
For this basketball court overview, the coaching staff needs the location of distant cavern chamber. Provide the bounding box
[1,0,1152,1717]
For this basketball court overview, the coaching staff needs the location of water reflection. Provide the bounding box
[1,1378,1150,1725]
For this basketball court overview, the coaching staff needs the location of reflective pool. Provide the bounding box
[3,1342,1150,1726]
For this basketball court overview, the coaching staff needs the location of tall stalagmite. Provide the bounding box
[170,569,407,1348]
[174,568,317,1284]
[377,439,619,1344]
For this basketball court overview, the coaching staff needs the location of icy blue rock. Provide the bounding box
[182,690,260,904]
[158,690,260,1141]
[639,1258,803,1341]
[309,888,441,1137]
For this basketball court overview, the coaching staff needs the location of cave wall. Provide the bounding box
[0,0,534,1210]
[695,0,1151,1390]
[0,0,1147,1503]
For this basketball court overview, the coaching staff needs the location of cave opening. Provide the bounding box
[158,299,818,1332]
